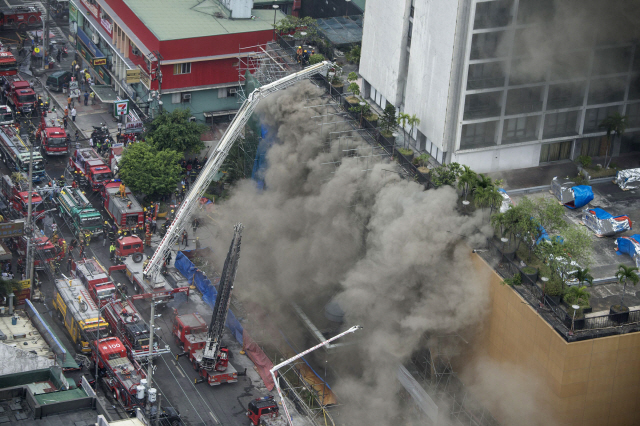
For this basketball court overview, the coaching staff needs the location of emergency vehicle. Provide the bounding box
[72,257,116,307]
[0,51,17,77]
[0,105,14,126]
[56,186,102,239]
[0,6,42,30]
[15,235,65,271]
[38,110,68,155]
[102,184,144,232]
[5,76,37,115]
[92,336,146,411]
[0,126,46,181]
[69,148,114,191]
[52,278,109,353]
[102,298,157,361]
[0,174,43,218]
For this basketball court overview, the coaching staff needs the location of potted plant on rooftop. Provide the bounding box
[610,264,639,323]
[328,65,344,94]
[544,275,565,305]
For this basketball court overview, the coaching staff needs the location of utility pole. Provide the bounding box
[154,391,161,426]
[146,297,158,423]
[26,143,35,297]
[42,0,50,71]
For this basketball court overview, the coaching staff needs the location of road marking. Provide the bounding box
[209,411,219,424]
[175,365,185,378]
[4,0,12,8]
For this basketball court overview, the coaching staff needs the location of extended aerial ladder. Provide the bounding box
[198,223,243,371]
[143,62,333,281]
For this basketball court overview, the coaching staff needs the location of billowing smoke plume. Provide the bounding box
[204,81,534,424]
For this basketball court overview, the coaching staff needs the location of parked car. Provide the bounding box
[46,71,72,92]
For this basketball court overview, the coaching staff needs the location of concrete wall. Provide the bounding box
[472,254,640,426]
[161,87,240,122]
[359,0,409,107]
[404,0,462,154]
[454,142,542,173]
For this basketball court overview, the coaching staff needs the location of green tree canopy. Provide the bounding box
[119,142,183,198]
[145,109,207,154]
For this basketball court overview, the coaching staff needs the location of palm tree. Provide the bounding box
[564,285,591,307]
[407,114,421,147]
[615,264,640,307]
[599,112,628,169]
[396,112,411,148]
[457,165,477,201]
[572,267,594,287]
[475,185,503,220]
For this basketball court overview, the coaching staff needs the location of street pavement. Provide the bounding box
[0,2,273,425]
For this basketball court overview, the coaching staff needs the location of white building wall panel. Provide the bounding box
[453,143,542,173]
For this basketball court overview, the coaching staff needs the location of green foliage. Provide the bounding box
[503,273,522,286]
[145,109,207,154]
[457,165,477,201]
[572,267,594,286]
[545,276,565,297]
[576,155,592,168]
[522,266,538,275]
[380,104,397,134]
[616,264,640,306]
[348,82,360,97]
[309,54,324,65]
[564,285,591,307]
[431,162,462,187]
[275,15,321,43]
[348,102,369,116]
[347,72,358,83]
[119,142,183,198]
[0,279,22,297]
[412,153,430,168]
[599,112,628,169]
[345,44,361,64]
[397,148,413,157]
[474,185,503,214]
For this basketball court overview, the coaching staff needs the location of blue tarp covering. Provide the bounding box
[590,208,613,220]
[567,185,594,209]
[251,125,274,190]
[535,224,550,245]
[174,251,244,345]
[616,235,640,257]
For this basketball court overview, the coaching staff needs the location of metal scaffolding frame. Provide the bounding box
[408,334,500,426]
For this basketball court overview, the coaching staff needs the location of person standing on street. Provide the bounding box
[181,230,188,247]
[67,96,72,110]
[117,121,122,135]
[63,115,68,129]
[89,91,95,105]
[71,107,77,122]
[109,243,116,261]
[83,90,89,106]
[56,48,61,63]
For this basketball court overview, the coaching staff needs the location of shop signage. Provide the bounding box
[77,29,104,61]
[95,66,111,85]
[0,220,24,238]
[138,66,150,89]
[80,0,99,19]
[93,57,107,66]
[126,69,140,84]
[114,100,129,116]
[69,80,80,98]
[69,3,78,20]
[101,18,112,35]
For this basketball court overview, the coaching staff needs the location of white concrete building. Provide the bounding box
[360,0,640,172]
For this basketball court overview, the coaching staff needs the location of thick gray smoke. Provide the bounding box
[205,81,530,424]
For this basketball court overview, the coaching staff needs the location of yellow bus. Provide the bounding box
[52,278,109,353]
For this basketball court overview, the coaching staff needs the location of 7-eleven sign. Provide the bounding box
[114,100,129,116]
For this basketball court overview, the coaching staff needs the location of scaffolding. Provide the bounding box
[408,334,500,426]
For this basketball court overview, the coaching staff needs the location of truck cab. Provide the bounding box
[0,51,17,77]
[247,396,280,426]
[8,80,37,115]
[0,105,14,126]
[115,236,144,257]
[0,174,43,218]
[73,258,116,306]
[70,148,114,191]
[39,110,67,155]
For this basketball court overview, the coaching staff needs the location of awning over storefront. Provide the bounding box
[92,85,118,103]
[203,109,238,118]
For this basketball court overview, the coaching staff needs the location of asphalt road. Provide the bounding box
[0,2,268,425]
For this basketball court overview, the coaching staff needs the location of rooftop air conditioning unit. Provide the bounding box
[182,93,191,102]
[188,116,196,122]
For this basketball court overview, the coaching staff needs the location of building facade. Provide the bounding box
[360,0,640,172]
[70,0,284,122]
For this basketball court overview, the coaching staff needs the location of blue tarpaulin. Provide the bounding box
[174,251,244,345]
[616,235,640,258]
[566,185,594,209]
[590,208,613,220]
[251,125,274,190]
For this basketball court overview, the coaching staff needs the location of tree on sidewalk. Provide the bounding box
[118,142,183,198]
[599,112,627,169]
[145,109,207,154]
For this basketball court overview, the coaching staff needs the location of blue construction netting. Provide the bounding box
[251,125,275,190]
[174,251,244,344]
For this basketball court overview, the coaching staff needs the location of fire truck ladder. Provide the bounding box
[199,223,243,371]
[143,62,333,280]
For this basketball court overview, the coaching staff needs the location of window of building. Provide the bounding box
[620,132,640,154]
[543,111,579,139]
[509,58,546,85]
[464,92,502,120]
[502,115,540,143]
[580,136,609,157]
[171,92,191,104]
[539,140,572,163]
[549,52,589,81]
[460,121,498,150]
[470,31,508,60]
[626,103,640,128]
[474,0,513,30]
[628,75,640,101]
[547,82,586,110]
[592,47,632,76]
[587,77,626,105]
[173,63,191,75]
[583,105,621,133]
[407,20,413,48]
[467,61,506,90]
[505,86,543,115]
[517,0,552,24]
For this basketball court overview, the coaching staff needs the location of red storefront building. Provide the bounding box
[70,0,288,122]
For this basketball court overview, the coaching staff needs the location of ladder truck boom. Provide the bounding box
[199,223,243,371]
[143,62,333,280]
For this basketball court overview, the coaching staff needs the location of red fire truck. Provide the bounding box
[38,110,67,155]
[247,396,285,426]
[72,257,117,307]
[92,336,146,411]
[5,76,37,116]
[102,298,155,362]
[15,235,65,271]
[69,148,114,191]
[0,51,18,77]
[0,6,42,30]
[103,184,144,232]
[0,174,44,218]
